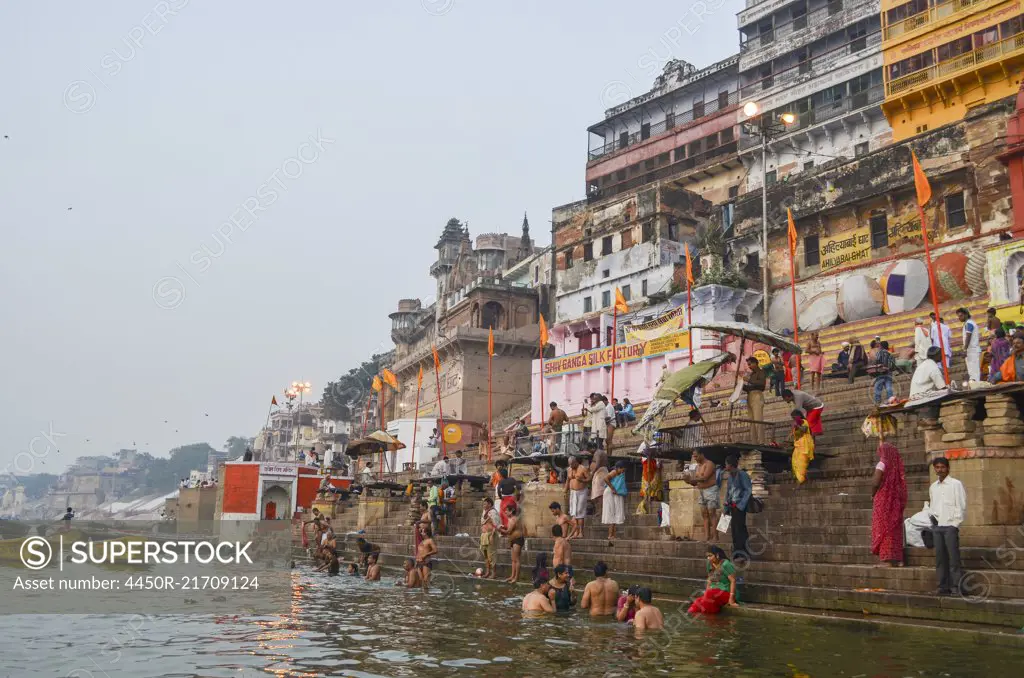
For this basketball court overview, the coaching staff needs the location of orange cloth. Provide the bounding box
[1000,354,1022,382]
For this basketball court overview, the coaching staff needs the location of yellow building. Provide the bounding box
[881,0,1024,140]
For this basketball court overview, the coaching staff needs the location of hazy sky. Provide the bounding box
[0,1,739,474]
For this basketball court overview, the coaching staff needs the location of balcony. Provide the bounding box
[886,32,1024,97]
[588,91,739,161]
[883,0,999,44]
[588,140,740,203]
[741,1,848,53]
[739,84,885,150]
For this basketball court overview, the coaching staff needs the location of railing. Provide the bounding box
[502,429,588,458]
[883,0,994,43]
[588,91,739,161]
[741,2,851,53]
[738,84,884,150]
[664,418,782,450]
[886,32,1024,97]
[588,139,739,203]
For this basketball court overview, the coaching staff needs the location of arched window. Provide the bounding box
[481,301,505,330]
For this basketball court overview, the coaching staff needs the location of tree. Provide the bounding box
[223,436,253,458]
[321,351,393,422]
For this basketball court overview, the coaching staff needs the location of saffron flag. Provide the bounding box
[684,244,694,286]
[488,327,494,357]
[432,345,441,371]
[271,395,278,406]
[614,287,629,314]
[911,149,931,206]
[417,365,423,388]
[787,208,798,258]
[371,376,383,392]
[381,368,398,390]
[539,315,548,346]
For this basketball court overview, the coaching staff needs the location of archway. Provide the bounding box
[261,484,290,520]
[481,301,505,330]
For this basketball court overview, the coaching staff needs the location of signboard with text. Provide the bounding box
[543,330,690,377]
[819,226,871,272]
[260,463,297,477]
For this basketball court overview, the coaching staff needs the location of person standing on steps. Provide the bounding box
[742,357,766,443]
[782,388,825,437]
[551,523,572,569]
[602,461,628,545]
[589,440,609,517]
[549,501,573,538]
[548,401,569,454]
[496,467,518,529]
[871,442,907,567]
[789,410,815,485]
[500,502,525,584]
[581,561,619,617]
[805,331,824,391]
[685,450,720,542]
[724,454,752,565]
[914,318,932,367]
[957,307,981,383]
[930,313,953,371]
[928,457,967,596]
[479,497,499,579]
[587,393,608,449]
[565,456,590,539]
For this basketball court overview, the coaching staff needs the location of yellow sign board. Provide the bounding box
[819,226,872,272]
[624,307,686,341]
[887,212,939,248]
[543,330,690,377]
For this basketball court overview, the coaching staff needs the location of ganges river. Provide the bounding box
[2,570,1023,677]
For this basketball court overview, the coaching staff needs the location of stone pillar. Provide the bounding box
[519,482,567,538]
[357,494,387,530]
[312,498,338,519]
[982,395,1024,447]
[740,450,767,498]
[666,473,702,540]
[938,400,984,448]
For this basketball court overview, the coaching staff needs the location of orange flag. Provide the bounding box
[417,365,423,388]
[614,287,629,313]
[271,395,278,406]
[371,376,382,392]
[539,315,548,346]
[911,149,931,206]
[787,208,798,258]
[432,345,441,371]
[488,327,494,356]
[381,368,398,390]
[684,244,694,285]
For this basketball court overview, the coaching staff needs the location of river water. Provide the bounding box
[3,569,1023,677]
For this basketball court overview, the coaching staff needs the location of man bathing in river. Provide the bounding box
[633,587,664,631]
[401,558,422,588]
[415,524,438,590]
[364,554,381,581]
[522,578,555,613]
[500,503,525,583]
[549,501,573,539]
[580,561,619,616]
[552,523,571,568]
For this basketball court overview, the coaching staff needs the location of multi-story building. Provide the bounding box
[880,0,1024,141]
[736,0,892,194]
[255,405,319,462]
[388,217,543,428]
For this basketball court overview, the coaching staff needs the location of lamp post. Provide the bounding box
[741,101,796,328]
[287,380,312,461]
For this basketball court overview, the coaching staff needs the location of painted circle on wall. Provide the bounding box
[880,259,929,314]
[932,252,971,302]
[798,292,840,331]
[837,275,884,322]
[443,423,463,444]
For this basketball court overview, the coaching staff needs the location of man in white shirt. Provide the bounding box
[913,318,931,366]
[360,461,374,484]
[449,449,468,476]
[431,455,450,477]
[956,307,981,382]
[930,313,953,369]
[928,457,967,595]
[910,346,948,424]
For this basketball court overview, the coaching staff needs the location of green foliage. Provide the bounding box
[321,352,393,421]
[136,443,216,493]
[696,224,726,257]
[223,436,252,458]
[695,258,748,289]
[13,473,58,500]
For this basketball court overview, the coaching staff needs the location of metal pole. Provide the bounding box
[761,132,770,328]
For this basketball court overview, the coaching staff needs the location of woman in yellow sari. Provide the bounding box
[637,446,663,514]
[790,409,815,484]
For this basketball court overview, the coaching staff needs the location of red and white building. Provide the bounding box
[219,461,350,522]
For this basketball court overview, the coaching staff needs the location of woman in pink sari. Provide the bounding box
[870,442,907,566]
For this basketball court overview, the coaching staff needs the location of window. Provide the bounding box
[828,0,843,16]
[792,2,808,29]
[665,111,676,129]
[534,266,539,283]
[804,234,820,268]
[602,268,610,279]
[870,213,889,249]
[667,218,679,241]
[849,22,867,51]
[640,122,651,140]
[641,279,648,296]
[720,126,735,143]
[760,65,774,90]
[622,285,631,301]
[758,21,774,44]
[718,91,730,109]
[602,235,613,255]
[583,243,594,261]
[602,290,612,308]
[804,160,815,170]
[583,297,593,313]
[945,192,967,228]
[728,185,739,199]
[797,48,810,74]
[618,132,628,149]
[855,142,869,156]
[564,249,573,269]
[688,140,703,156]
[621,228,634,248]
[642,221,655,242]
[674,145,687,162]
[692,99,705,119]
[615,169,627,182]
[937,36,972,63]
[765,169,777,186]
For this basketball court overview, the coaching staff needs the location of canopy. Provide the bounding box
[345,430,406,457]
[688,320,802,354]
[632,354,733,442]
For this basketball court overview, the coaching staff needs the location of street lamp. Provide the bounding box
[742,101,796,326]
[287,380,312,460]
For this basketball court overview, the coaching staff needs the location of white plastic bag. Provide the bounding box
[716,513,732,533]
[659,502,671,528]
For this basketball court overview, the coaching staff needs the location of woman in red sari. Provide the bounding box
[870,442,907,566]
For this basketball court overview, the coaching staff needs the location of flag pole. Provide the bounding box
[434,348,446,458]
[912,149,949,384]
[539,324,545,427]
[787,209,802,389]
[686,276,693,366]
[610,305,618,401]
[411,368,422,469]
[379,384,386,476]
[488,336,493,463]
[361,392,371,436]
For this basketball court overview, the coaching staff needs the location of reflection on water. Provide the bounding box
[2,569,1023,677]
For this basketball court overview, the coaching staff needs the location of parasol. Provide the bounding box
[688,320,803,354]
[632,354,733,442]
[345,430,406,457]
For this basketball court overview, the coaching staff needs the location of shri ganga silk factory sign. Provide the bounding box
[819,226,871,272]
[543,330,690,377]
